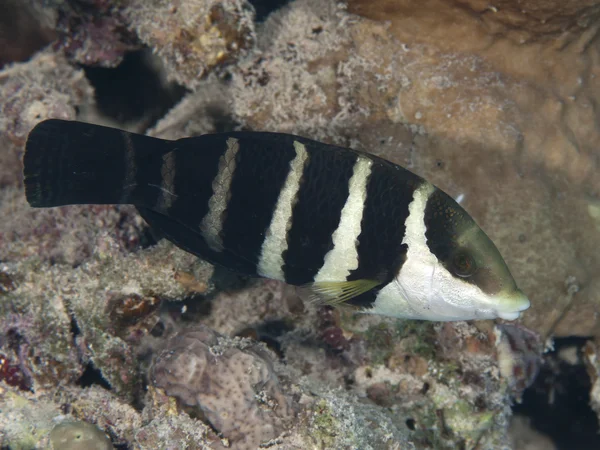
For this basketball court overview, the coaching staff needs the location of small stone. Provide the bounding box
[0,272,17,294]
[174,271,208,293]
[49,421,113,450]
[106,293,161,326]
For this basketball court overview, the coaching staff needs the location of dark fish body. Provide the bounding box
[23,119,530,321]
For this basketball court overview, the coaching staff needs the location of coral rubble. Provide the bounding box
[0,50,94,187]
[124,0,256,89]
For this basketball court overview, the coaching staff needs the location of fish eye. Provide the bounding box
[451,250,476,278]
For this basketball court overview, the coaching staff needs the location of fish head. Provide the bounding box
[426,224,530,320]
[392,184,530,321]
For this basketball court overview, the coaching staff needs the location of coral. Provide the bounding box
[0,261,83,391]
[495,323,544,399]
[0,238,532,448]
[0,1,55,68]
[136,386,227,449]
[0,49,94,187]
[57,385,142,445]
[273,305,519,448]
[230,0,354,139]
[123,0,256,89]
[148,79,231,139]
[348,0,600,46]
[105,292,162,342]
[49,239,213,398]
[292,388,415,450]
[351,320,515,449]
[54,1,139,68]
[201,278,300,336]
[584,340,600,425]
[0,353,29,391]
[150,326,294,449]
[0,270,17,294]
[0,388,58,449]
[509,415,557,450]
[1,228,213,398]
[49,421,113,450]
[320,321,350,352]
[15,0,138,68]
[0,49,93,145]
[0,384,142,448]
[0,188,144,265]
[516,337,600,448]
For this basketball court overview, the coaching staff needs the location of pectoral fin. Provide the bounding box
[301,279,381,306]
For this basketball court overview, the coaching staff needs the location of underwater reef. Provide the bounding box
[0,0,599,449]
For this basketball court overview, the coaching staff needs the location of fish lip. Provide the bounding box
[497,310,521,320]
[513,291,531,311]
[495,291,530,319]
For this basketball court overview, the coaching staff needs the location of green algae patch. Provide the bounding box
[0,390,58,450]
[306,399,340,448]
[444,401,495,441]
[394,321,437,360]
[360,320,438,366]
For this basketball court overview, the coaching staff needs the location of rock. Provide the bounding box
[150,326,293,449]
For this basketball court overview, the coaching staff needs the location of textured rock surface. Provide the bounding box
[1,0,599,448]
[0,1,55,68]
[0,188,143,265]
[348,0,600,46]
[0,221,214,397]
[0,50,94,187]
[0,388,58,449]
[0,385,142,449]
[509,415,556,450]
[150,326,293,449]
[124,0,256,89]
[584,340,600,424]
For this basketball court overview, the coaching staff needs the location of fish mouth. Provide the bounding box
[495,290,531,321]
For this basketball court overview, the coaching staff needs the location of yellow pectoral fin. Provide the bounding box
[302,279,381,307]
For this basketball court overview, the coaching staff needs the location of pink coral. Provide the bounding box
[150,326,294,449]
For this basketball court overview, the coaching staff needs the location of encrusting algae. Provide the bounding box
[1,0,599,448]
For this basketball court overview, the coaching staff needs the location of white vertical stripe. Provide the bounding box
[257,141,309,280]
[370,181,436,319]
[401,181,435,255]
[153,151,177,212]
[314,156,373,282]
[200,138,239,252]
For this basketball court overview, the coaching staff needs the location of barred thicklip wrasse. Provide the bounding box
[23,119,530,321]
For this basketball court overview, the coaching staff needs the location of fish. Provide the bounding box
[23,119,530,321]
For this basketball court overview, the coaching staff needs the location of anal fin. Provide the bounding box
[136,207,256,275]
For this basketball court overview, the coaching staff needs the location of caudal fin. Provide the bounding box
[23,119,170,208]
